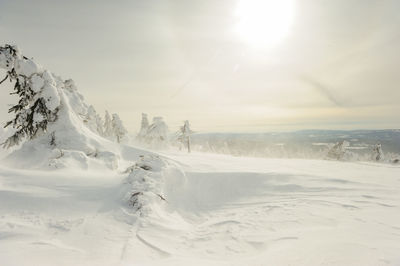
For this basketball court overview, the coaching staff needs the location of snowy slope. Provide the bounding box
[1,149,400,266]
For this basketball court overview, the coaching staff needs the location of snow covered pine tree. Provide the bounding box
[103,110,113,138]
[84,105,104,136]
[0,45,60,148]
[372,143,384,162]
[0,44,132,171]
[137,113,149,141]
[111,113,127,143]
[177,120,192,153]
[146,117,169,147]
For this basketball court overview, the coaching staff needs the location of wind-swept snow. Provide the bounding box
[2,44,398,266]
[1,150,400,266]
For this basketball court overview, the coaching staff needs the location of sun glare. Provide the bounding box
[235,0,295,48]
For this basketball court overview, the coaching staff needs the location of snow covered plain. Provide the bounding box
[1,147,400,266]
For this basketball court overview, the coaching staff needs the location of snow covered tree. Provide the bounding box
[0,44,129,169]
[84,105,104,136]
[327,140,349,160]
[0,45,60,148]
[372,143,384,162]
[111,113,127,143]
[103,110,113,138]
[137,113,149,140]
[146,116,169,147]
[177,120,192,153]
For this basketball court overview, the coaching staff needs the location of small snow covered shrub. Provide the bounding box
[122,155,167,214]
[326,140,349,160]
[385,152,400,164]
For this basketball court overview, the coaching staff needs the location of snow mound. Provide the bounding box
[120,155,171,216]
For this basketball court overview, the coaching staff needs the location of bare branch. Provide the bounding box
[0,75,8,85]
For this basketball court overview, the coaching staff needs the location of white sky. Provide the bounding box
[0,0,399,133]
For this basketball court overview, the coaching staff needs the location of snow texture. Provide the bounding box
[0,150,400,266]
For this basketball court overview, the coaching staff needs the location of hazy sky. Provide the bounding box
[1,0,399,132]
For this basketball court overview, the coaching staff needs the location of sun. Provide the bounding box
[235,0,295,48]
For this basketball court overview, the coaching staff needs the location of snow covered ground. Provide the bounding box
[2,44,399,266]
[1,149,400,265]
